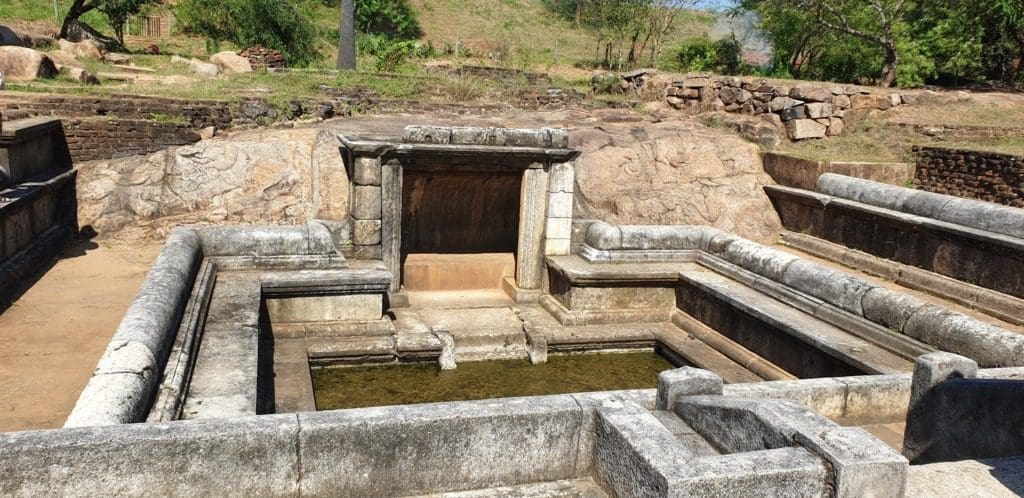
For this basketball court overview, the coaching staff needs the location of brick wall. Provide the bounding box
[63,118,200,162]
[914,146,1024,208]
[1,94,234,129]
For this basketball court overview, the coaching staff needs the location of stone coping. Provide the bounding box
[0,116,62,145]
[64,222,386,428]
[817,173,1024,240]
[578,222,1024,367]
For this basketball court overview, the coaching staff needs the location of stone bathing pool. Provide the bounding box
[312,350,676,410]
[8,125,1024,496]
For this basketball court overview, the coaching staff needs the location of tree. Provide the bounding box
[176,0,318,66]
[98,0,157,45]
[742,0,914,87]
[59,0,97,39]
[338,0,356,69]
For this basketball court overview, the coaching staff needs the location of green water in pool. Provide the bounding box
[311,351,675,410]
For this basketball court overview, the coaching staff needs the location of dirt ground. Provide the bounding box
[0,240,161,432]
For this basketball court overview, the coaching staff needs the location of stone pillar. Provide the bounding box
[381,159,402,292]
[516,165,549,289]
[544,161,574,256]
[655,367,724,410]
[903,352,978,461]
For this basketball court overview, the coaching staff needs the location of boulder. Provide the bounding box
[0,46,58,82]
[790,86,833,103]
[827,117,845,136]
[58,39,102,59]
[46,49,84,69]
[102,52,130,64]
[572,119,782,243]
[211,51,252,74]
[805,102,833,119]
[0,25,54,48]
[768,96,803,112]
[785,119,828,140]
[67,67,100,85]
[172,55,219,76]
[850,94,891,110]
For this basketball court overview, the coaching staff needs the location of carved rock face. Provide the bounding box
[571,120,783,244]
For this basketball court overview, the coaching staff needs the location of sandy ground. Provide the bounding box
[0,240,161,432]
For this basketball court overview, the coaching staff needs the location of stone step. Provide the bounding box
[402,253,515,291]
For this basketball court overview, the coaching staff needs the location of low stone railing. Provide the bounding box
[582,221,1024,367]
[64,221,346,427]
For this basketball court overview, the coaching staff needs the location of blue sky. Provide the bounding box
[693,0,736,10]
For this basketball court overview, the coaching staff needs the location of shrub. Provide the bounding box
[360,34,419,72]
[668,36,743,75]
[176,0,318,66]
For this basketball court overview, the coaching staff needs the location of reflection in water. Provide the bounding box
[312,351,674,410]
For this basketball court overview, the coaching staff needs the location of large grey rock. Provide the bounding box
[790,86,833,103]
[57,38,102,59]
[0,46,58,82]
[572,121,782,244]
[210,51,252,74]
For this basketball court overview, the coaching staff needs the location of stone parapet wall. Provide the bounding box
[662,73,904,141]
[0,93,235,129]
[63,118,201,162]
[914,146,1024,207]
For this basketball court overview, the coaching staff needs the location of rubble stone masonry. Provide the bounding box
[914,146,1024,208]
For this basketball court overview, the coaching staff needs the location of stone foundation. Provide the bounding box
[914,146,1024,208]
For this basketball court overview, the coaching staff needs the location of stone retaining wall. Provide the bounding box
[914,146,1024,208]
[663,73,904,140]
[763,152,913,190]
[63,118,201,162]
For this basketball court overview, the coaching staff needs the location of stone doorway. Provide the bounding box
[400,170,521,291]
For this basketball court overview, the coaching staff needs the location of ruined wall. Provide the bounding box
[914,147,1024,208]
[63,118,200,162]
[662,74,904,141]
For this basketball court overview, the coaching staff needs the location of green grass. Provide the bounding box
[778,115,1024,163]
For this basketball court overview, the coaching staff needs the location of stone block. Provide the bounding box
[768,96,803,112]
[548,162,575,193]
[297,396,583,496]
[679,77,710,88]
[352,157,381,186]
[545,217,572,240]
[827,117,845,136]
[785,119,827,140]
[545,237,571,256]
[403,125,452,144]
[352,219,381,245]
[805,102,833,119]
[351,185,381,220]
[888,93,902,106]
[908,352,978,409]
[778,105,807,121]
[834,94,852,108]
[794,426,908,498]
[851,94,891,110]
[264,294,383,323]
[655,367,724,410]
[547,191,573,218]
[790,86,833,103]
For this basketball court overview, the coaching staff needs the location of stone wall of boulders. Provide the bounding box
[62,118,201,162]
[914,147,1024,208]
[662,73,906,141]
[239,46,286,70]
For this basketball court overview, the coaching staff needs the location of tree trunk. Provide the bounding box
[1003,32,1024,84]
[337,0,356,70]
[59,0,95,39]
[878,45,899,88]
[627,30,640,64]
[575,1,582,27]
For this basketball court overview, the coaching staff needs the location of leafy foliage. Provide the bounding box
[667,36,742,74]
[319,0,422,39]
[96,0,159,44]
[176,0,318,66]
